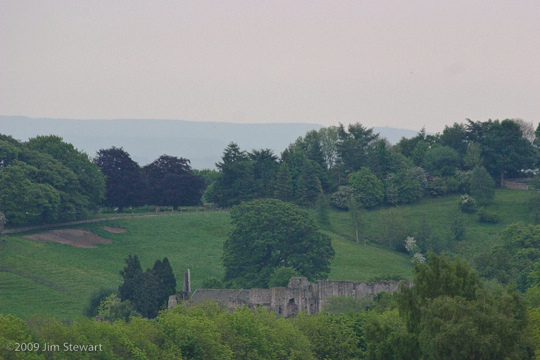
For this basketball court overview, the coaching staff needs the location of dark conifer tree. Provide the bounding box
[150,257,177,314]
[118,254,144,304]
[159,257,177,296]
[137,268,161,318]
[274,162,294,202]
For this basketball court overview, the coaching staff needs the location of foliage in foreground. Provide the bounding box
[3,254,540,360]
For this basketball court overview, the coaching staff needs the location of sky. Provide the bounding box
[1,1,539,133]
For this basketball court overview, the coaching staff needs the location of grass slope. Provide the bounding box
[0,213,230,319]
[327,231,412,281]
[323,188,534,258]
[0,188,531,319]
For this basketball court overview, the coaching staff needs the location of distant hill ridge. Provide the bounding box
[0,116,421,169]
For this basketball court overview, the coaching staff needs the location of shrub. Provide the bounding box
[427,177,447,197]
[477,209,500,224]
[384,170,422,205]
[422,145,460,177]
[377,208,410,252]
[83,287,116,318]
[454,170,472,193]
[330,185,355,209]
[458,195,477,213]
[470,166,495,206]
[444,176,460,193]
[348,167,385,207]
[367,274,408,282]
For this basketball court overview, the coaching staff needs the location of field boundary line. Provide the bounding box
[1,211,229,235]
[0,265,71,293]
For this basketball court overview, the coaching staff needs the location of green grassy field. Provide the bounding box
[0,211,413,319]
[0,188,533,320]
[321,188,535,259]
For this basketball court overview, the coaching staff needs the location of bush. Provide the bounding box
[348,167,384,207]
[458,195,477,213]
[422,145,460,177]
[470,166,495,206]
[377,208,410,252]
[427,177,447,197]
[445,176,460,193]
[367,273,408,282]
[454,170,472,193]
[477,209,500,224]
[83,287,116,318]
[330,185,355,209]
[384,170,423,205]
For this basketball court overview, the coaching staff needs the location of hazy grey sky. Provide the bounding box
[1,1,539,132]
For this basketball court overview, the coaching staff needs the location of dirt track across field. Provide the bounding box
[1,211,228,235]
[25,229,112,248]
[102,226,127,233]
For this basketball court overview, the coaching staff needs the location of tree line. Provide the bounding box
[2,119,536,225]
[0,134,105,226]
[94,147,205,211]
[204,119,538,210]
[0,136,206,226]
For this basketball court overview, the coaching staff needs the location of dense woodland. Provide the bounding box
[2,118,540,359]
[204,118,538,209]
[1,118,537,227]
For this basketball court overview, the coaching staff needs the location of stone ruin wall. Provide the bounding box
[503,181,529,190]
[170,276,412,318]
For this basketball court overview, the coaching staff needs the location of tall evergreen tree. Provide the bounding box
[212,142,254,207]
[295,175,309,206]
[249,149,279,198]
[336,122,379,174]
[151,257,177,312]
[274,162,294,202]
[118,255,176,319]
[118,254,144,304]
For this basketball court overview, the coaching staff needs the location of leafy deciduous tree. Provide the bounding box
[223,199,334,288]
[143,155,206,208]
[94,146,145,210]
[469,165,495,206]
[422,145,461,177]
[348,167,384,208]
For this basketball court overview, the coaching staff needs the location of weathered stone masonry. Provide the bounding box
[169,274,411,317]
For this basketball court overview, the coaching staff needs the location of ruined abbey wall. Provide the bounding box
[169,276,412,317]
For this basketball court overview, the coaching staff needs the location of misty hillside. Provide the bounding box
[0,116,421,169]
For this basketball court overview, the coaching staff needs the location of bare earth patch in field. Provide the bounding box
[101,226,127,233]
[24,229,112,248]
